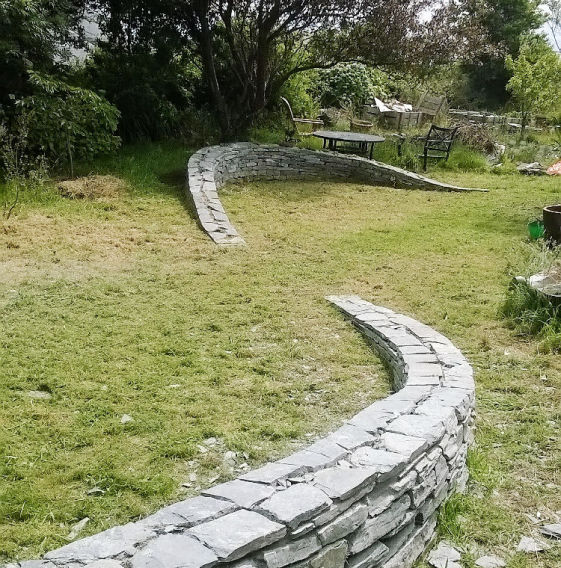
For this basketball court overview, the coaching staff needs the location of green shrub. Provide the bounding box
[315,64,388,110]
[19,73,120,165]
[502,244,561,353]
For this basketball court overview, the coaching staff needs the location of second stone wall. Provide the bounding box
[15,296,475,568]
[186,143,486,245]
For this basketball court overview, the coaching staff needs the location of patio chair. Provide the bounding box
[394,124,458,171]
[415,92,446,121]
[281,97,323,141]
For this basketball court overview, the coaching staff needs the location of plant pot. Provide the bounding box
[543,204,561,245]
[350,119,373,133]
[528,219,545,240]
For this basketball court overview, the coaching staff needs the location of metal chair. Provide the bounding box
[281,97,323,141]
[395,124,458,171]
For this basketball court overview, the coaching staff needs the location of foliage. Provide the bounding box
[140,0,490,138]
[460,0,544,108]
[280,71,319,117]
[83,49,200,142]
[0,116,48,220]
[502,279,561,353]
[0,0,83,108]
[315,64,388,111]
[18,72,120,167]
[506,37,561,131]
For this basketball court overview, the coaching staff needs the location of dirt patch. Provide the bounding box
[58,175,129,200]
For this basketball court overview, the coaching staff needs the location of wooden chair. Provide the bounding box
[394,124,458,171]
[415,93,446,121]
[281,97,323,140]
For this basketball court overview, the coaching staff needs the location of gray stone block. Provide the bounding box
[349,448,407,480]
[44,523,155,563]
[240,462,303,485]
[381,432,427,461]
[386,415,446,446]
[348,495,410,554]
[325,425,376,450]
[141,496,237,530]
[280,450,341,472]
[189,510,286,562]
[202,479,275,509]
[317,502,368,545]
[313,467,377,500]
[257,484,332,528]
[309,541,348,568]
[346,542,389,568]
[261,534,321,568]
[130,534,217,568]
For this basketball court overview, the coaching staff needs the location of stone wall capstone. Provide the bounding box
[6,296,475,568]
[186,143,487,245]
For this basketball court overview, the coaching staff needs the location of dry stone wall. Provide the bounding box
[7,296,475,568]
[186,143,486,245]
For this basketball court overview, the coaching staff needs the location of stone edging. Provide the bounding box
[8,296,475,568]
[186,142,487,245]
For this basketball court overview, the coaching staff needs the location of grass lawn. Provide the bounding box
[1,141,560,566]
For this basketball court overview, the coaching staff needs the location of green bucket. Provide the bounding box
[528,219,545,240]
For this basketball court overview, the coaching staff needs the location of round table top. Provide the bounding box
[313,130,385,143]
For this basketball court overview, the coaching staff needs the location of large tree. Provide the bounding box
[172,0,486,137]
[0,0,85,109]
[460,0,544,108]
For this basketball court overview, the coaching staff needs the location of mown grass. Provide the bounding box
[1,141,560,566]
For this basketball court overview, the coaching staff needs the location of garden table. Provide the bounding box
[313,130,385,160]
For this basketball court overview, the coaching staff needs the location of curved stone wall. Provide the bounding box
[186,143,487,245]
[9,296,475,568]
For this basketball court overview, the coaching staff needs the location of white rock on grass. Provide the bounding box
[427,541,461,568]
[67,518,90,541]
[475,555,506,568]
[28,390,52,400]
[516,536,551,553]
[120,414,133,424]
[541,523,561,539]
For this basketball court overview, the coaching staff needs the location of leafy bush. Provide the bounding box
[84,50,200,142]
[280,71,319,117]
[19,73,120,165]
[0,116,48,219]
[315,64,388,111]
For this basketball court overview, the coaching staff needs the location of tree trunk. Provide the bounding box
[197,9,235,140]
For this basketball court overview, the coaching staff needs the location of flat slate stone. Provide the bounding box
[309,541,348,568]
[142,496,237,529]
[346,541,389,568]
[317,502,368,545]
[475,555,506,568]
[348,494,410,554]
[189,510,286,562]
[325,425,376,450]
[349,447,407,479]
[541,523,561,539]
[381,432,427,461]
[240,463,303,485]
[130,534,217,568]
[257,484,332,528]
[202,479,275,509]
[386,414,446,446]
[280,450,340,472]
[313,467,377,500]
[261,534,321,568]
[44,523,155,563]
